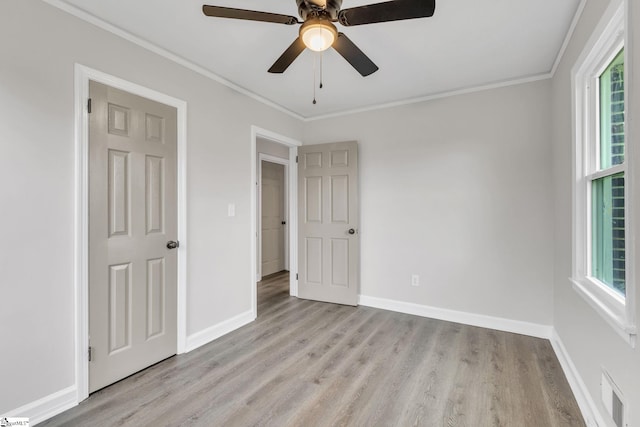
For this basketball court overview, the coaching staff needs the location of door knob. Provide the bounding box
[348,228,356,235]
[166,240,179,249]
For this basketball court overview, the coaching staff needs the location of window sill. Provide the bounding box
[571,277,637,347]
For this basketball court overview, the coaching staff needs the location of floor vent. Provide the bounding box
[612,390,624,427]
[601,370,624,427]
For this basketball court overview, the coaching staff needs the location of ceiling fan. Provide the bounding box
[202,0,436,77]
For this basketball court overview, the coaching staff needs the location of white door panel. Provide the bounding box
[298,142,359,306]
[89,81,177,393]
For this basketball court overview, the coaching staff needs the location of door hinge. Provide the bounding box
[87,98,92,114]
[296,273,298,280]
[295,155,298,163]
[88,346,93,362]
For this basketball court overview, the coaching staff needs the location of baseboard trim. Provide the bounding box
[1,385,77,425]
[3,310,255,425]
[550,329,606,427]
[6,305,599,426]
[185,310,255,353]
[358,295,553,339]
[357,295,599,426]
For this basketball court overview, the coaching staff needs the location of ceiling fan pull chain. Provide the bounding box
[319,51,323,89]
[312,51,317,104]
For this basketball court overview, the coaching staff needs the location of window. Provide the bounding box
[572,1,636,346]
[591,48,625,296]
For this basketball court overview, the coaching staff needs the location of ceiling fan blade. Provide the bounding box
[338,0,435,26]
[202,5,299,25]
[268,37,307,73]
[332,33,379,76]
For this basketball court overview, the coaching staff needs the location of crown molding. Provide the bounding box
[43,0,587,123]
[41,0,305,121]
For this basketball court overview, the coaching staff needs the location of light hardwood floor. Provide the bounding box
[42,271,584,426]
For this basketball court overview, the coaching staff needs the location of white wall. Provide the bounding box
[304,80,555,326]
[551,0,640,425]
[0,0,302,414]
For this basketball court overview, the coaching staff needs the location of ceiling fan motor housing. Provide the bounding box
[296,0,343,20]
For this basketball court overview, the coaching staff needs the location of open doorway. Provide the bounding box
[250,127,301,318]
[258,155,289,279]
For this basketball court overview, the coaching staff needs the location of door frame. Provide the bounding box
[257,154,289,281]
[250,126,301,317]
[74,64,188,402]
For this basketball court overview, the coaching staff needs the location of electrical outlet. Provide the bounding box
[411,274,419,287]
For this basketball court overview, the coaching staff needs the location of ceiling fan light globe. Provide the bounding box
[300,21,337,52]
[309,33,329,51]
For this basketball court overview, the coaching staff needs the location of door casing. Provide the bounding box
[74,64,188,402]
[251,127,301,317]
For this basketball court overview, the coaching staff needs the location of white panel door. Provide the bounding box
[261,161,285,276]
[89,81,178,393]
[298,142,359,305]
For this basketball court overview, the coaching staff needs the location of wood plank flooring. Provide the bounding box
[42,271,584,426]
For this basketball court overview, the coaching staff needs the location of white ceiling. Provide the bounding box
[56,0,582,119]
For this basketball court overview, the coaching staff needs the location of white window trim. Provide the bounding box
[571,0,636,347]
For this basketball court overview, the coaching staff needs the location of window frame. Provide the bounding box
[571,0,636,347]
